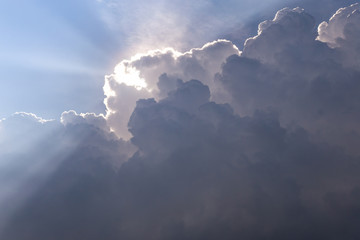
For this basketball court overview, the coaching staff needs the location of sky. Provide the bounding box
[1,0,360,239]
[1,0,350,119]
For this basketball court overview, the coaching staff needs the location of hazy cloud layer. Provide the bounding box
[0,112,134,233]
[2,3,360,240]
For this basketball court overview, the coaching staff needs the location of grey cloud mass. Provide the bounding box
[220,4,360,154]
[2,3,360,240]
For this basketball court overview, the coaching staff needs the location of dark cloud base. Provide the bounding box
[3,82,360,239]
[2,3,360,240]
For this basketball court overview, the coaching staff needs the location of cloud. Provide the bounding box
[104,40,239,139]
[0,112,134,234]
[317,3,360,47]
[3,79,360,239]
[218,6,360,154]
[61,110,109,132]
[242,7,317,64]
[317,3,360,68]
[3,3,360,240]
[118,80,360,239]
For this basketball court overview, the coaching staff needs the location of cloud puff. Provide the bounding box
[104,39,240,139]
[243,7,317,64]
[317,3,360,47]
[61,110,109,132]
[218,5,360,154]
[3,3,360,240]
[317,3,360,68]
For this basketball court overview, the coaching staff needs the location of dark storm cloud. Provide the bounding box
[2,3,360,240]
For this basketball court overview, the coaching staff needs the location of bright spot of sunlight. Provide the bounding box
[112,63,147,90]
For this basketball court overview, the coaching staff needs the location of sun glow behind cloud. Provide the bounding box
[111,64,147,90]
[104,47,183,94]
[102,40,240,139]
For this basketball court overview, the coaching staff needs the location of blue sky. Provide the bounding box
[0,0,120,118]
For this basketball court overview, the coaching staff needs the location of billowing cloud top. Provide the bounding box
[104,39,240,139]
[2,3,360,240]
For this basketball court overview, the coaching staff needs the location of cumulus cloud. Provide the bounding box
[318,3,360,68]
[243,7,317,64]
[219,5,360,154]
[317,3,360,47]
[61,110,110,132]
[3,3,360,240]
[104,39,239,139]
